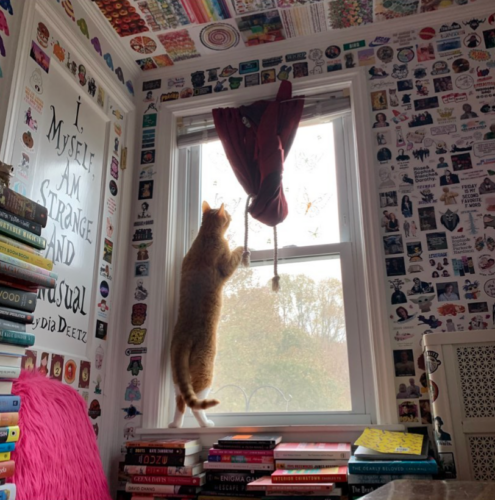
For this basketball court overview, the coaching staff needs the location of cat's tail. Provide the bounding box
[175,345,220,410]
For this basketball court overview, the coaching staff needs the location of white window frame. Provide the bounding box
[141,71,398,432]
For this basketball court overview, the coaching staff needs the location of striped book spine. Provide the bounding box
[0,219,46,250]
[0,234,41,256]
[0,262,56,288]
[0,252,57,279]
[0,240,52,270]
[0,185,47,227]
[0,331,35,347]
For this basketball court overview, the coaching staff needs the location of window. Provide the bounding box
[171,95,374,426]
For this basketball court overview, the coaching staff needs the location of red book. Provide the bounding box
[209,448,274,457]
[131,473,205,486]
[124,464,203,477]
[0,460,14,479]
[274,443,351,460]
[208,455,274,464]
[247,476,334,492]
[271,467,348,483]
[0,277,38,293]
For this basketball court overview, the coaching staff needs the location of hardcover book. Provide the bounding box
[0,367,20,380]
[0,262,56,288]
[127,439,201,451]
[0,331,35,347]
[127,445,201,456]
[0,208,42,236]
[275,460,349,469]
[0,319,25,333]
[125,453,200,467]
[0,219,46,250]
[274,444,351,460]
[204,461,275,471]
[208,455,274,464]
[0,287,37,313]
[0,234,41,256]
[0,307,34,325]
[130,472,206,486]
[246,476,335,492]
[125,484,200,494]
[0,426,19,443]
[218,435,282,447]
[209,448,274,457]
[271,467,347,483]
[0,396,20,413]
[205,471,265,484]
[124,464,204,477]
[0,185,48,227]
[0,461,14,480]
[0,278,38,293]
[347,456,438,475]
[347,473,433,484]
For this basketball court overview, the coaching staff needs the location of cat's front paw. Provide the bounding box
[168,421,182,429]
[201,418,215,428]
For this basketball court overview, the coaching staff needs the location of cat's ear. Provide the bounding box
[217,203,226,218]
[202,201,211,213]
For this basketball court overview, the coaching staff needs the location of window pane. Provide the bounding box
[208,257,352,413]
[200,120,341,251]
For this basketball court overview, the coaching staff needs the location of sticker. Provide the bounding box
[142,79,162,91]
[109,180,118,196]
[103,238,113,264]
[21,350,36,371]
[142,114,157,128]
[135,262,150,277]
[327,61,343,73]
[64,359,77,384]
[138,180,153,200]
[36,22,49,48]
[38,352,49,377]
[344,40,365,51]
[325,45,341,59]
[200,23,240,51]
[358,48,375,66]
[397,47,415,63]
[95,320,108,340]
[130,36,157,55]
[97,298,109,316]
[50,354,64,381]
[262,57,283,68]
[193,86,213,96]
[128,328,147,345]
[484,28,495,49]
[369,36,391,47]
[293,62,308,79]
[131,304,147,326]
[235,10,285,47]
[100,280,109,298]
[127,356,143,377]
[125,378,141,402]
[419,27,436,40]
[140,150,155,166]
[377,46,394,63]
[229,76,242,89]
[452,58,470,73]
[239,60,259,74]
[286,52,306,62]
[122,404,142,419]
[191,71,205,88]
[160,91,179,102]
[158,30,201,62]
[126,347,148,357]
[133,229,153,242]
[79,360,90,389]
[88,400,101,419]
[30,41,50,74]
[244,73,260,87]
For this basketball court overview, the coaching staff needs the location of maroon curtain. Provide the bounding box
[212,81,304,227]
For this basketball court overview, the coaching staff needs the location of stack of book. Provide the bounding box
[201,435,281,500]
[347,431,437,499]
[124,438,204,499]
[246,443,351,500]
[0,184,55,499]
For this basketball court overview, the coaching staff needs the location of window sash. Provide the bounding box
[169,114,370,425]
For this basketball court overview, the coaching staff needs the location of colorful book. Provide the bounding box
[204,461,274,471]
[209,448,274,457]
[0,483,15,500]
[0,331,35,347]
[0,453,10,463]
[0,443,14,453]
[347,456,438,475]
[218,435,282,447]
[0,461,14,480]
[205,471,265,483]
[271,467,347,483]
[275,460,349,469]
[125,453,201,467]
[0,319,25,333]
[0,208,42,236]
[0,367,20,380]
[0,261,56,288]
[0,234,41,256]
[127,446,201,456]
[0,426,19,443]
[125,484,200,494]
[0,278,38,293]
[0,307,34,324]
[347,473,433,484]
[0,252,57,279]
[274,444,351,460]
[131,473,206,486]
[247,477,335,492]
[208,455,274,464]
[127,439,201,452]
[124,464,204,477]
[0,185,48,227]
[0,397,20,413]
[0,287,37,312]
[0,219,46,250]
[0,417,17,430]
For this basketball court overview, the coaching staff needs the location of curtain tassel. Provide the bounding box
[272,226,280,292]
[242,195,253,267]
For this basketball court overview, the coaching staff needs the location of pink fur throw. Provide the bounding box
[11,370,111,500]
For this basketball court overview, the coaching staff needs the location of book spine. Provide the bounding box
[125,454,188,467]
[209,449,274,457]
[0,453,10,462]
[0,278,38,293]
[0,234,41,256]
[205,483,248,493]
[0,307,34,324]
[347,474,433,485]
[0,397,20,413]
[124,465,198,476]
[0,252,57,279]
[0,427,18,444]
[0,185,48,227]
[0,330,35,347]
[0,442,15,452]
[198,495,261,500]
[0,241,51,270]
[131,475,203,486]
[0,319,25,333]
[127,447,186,455]
[0,262,55,288]
[348,462,438,475]
[350,484,382,496]
[0,460,14,479]
[275,461,349,469]
[205,472,264,483]
[0,368,20,380]
[0,208,41,236]
[125,484,197,494]
[126,441,195,449]
[219,440,277,447]
[0,220,46,250]
[272,473,346,483]
[208,455,273,464]
[274,452,350,460]
[214,444,275,450]
[204,462,274,471]
[251,485,334,492]
[0,287,37,313]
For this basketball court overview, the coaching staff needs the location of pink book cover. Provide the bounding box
[209,448,274,457]
[274,443,351,460]
[247,476,335,492]
[271,467,347,483]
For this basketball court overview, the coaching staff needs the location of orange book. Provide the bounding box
[0,460,14,479]
[0,413,18,427]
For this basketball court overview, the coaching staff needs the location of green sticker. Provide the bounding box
[344,40,366,51]
[142,114,157,128]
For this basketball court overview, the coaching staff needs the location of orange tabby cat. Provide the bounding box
[169,201,243,428]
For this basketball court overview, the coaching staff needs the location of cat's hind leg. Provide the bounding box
[192,387,215,428]
[168,388,186,428]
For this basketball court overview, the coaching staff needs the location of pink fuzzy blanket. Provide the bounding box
[11,370,111,500]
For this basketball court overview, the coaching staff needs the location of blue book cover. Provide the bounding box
[348,456,438,475]
[0,330,35,347]
[0,442,14,453]
[347,473,433,484]
[0,396,20,413]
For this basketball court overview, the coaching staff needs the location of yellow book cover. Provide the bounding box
[0,453,10,462]
[0,241,53,271]
[0,426,19,443]
[355,428,423,455]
